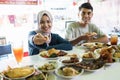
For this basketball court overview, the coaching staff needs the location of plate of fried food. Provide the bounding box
[1,65,35,80]
[75,59,105,72]
[39,48,67,60]
[55,65,84,79]
[81,42,110,52]
[113,51,120,61]
[82,51,100,61]
[94,46,116,65]
[111,45,120,61]
[36,60,58,73]
[59,54,82,65]
[81,42,104,49]
[26,69,56,80]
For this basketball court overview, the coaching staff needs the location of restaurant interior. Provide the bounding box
[0,0,120,80]
[0,0,120,57]
[0,0,120,79]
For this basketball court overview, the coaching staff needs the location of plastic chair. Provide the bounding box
[65,21,76,29]
[0,44,12,60]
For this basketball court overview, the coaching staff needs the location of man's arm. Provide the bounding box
[69,36,83,46]
[88,35,109,43]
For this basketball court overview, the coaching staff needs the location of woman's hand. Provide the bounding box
[33,33,47,45]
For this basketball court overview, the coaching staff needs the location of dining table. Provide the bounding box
[0,46,120,80]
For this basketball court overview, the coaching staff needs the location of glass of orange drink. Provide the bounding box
[12,41,23,65]
[110,34,118,45]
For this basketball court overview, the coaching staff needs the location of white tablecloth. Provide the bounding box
[0,47,120,80]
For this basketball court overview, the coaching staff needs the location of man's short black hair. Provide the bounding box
[79,2,93,11]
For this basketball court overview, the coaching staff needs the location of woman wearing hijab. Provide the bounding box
[28,10,72,55]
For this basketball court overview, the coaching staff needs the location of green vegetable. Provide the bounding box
[49,53,57,58]
[26,73,45,80]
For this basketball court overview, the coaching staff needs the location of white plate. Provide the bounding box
[59,56,82,65]
[81,42,95,48]
[47,73,56,80]
[26,70,56,80]
[55,66,84,79]
[76,59,105,72]
[82,51,100,61]
[94,48,116,65]
[113,57,120,62]
[104,59,116,66]
[40,56,58,60]
[94,46,115,55]
[2,66,35,80]
[36,60,58,73]
[113,52,120,62]
[81,42,104,49]
[39,51,58,60]
[84,65,104,72]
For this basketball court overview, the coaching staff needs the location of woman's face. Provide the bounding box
[39,15,52,33]
[78,8,93,24]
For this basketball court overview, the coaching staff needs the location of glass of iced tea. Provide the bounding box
[12,41,23,65]
[110,34,118,45]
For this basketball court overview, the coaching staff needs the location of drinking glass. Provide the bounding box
[12,41,24,65]
[110,34,118,45]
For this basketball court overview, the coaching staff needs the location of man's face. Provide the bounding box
[78,8,93,24]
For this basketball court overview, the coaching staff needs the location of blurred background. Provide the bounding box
[0,0,120,55]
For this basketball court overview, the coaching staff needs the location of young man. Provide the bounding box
[65,2,109,46]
